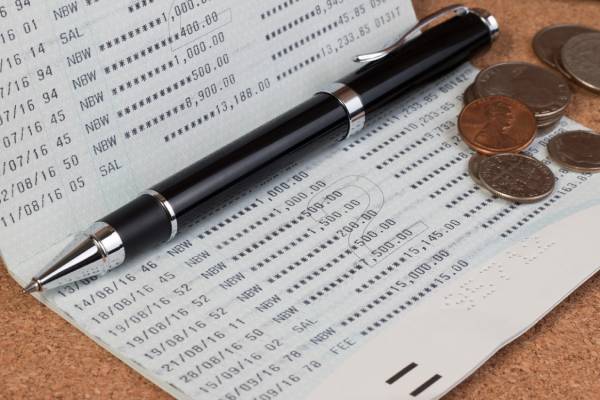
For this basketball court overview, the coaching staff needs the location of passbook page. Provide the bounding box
[0,0,417,268]
[2,2,600,400]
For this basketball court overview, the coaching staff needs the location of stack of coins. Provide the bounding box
[464,62,571,130]
[456,24,600,203]
[533,24,600,93]
[458,95,556,203]
[459,96,600,202]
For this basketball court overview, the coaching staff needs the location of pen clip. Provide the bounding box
[353,4,470,63]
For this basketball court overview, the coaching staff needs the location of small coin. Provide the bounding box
[474,62,571,120]
[458,95,537,155]
[468,153,487,185]
[463,84,479,105]
[547,130,600,172]
[478,153,555,202]
[561,32,600,93]
[533,24,596,68]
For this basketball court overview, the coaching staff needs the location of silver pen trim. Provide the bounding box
[142,189,178,241]
[318,83,366,139]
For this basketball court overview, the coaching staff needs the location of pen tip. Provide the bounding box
[22,280,41,294]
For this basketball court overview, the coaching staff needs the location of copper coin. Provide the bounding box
[474,62,571,120]
[458,96,537,155]
[561,32,600,93]
[478,154,555,203]
[533,24,596,68]
[468,153,487,185]
[547,130,600,172]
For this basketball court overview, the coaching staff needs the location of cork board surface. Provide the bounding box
[1,1,599,399]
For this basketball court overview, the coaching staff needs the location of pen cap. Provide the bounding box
[340,11,496,121]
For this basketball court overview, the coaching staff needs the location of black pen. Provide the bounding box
[24,5,499,293]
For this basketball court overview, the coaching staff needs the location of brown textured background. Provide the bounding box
[1,1,599,399]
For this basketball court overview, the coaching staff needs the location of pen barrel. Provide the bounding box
[101,94,347,258]
[99,13,492,260]
[341,13,492,121]
[103,94,347,258]
[152,93,348,230]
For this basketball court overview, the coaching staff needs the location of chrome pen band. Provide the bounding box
[86,222,126,270]
[318,83,365,139]
[143,189,178,241]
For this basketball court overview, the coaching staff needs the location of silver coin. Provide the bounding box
[547,130,600,172]
[468,153,487,185]
[478,153,555,203]
[537,122,560,136]
[474,62,571,119]
[535,114,563,130]
[536,118,561,136]
[553,51,573,80]
[463,84,479,105]
[533,24,597,68]
[561,32,600,93]
[536,112,562,127]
